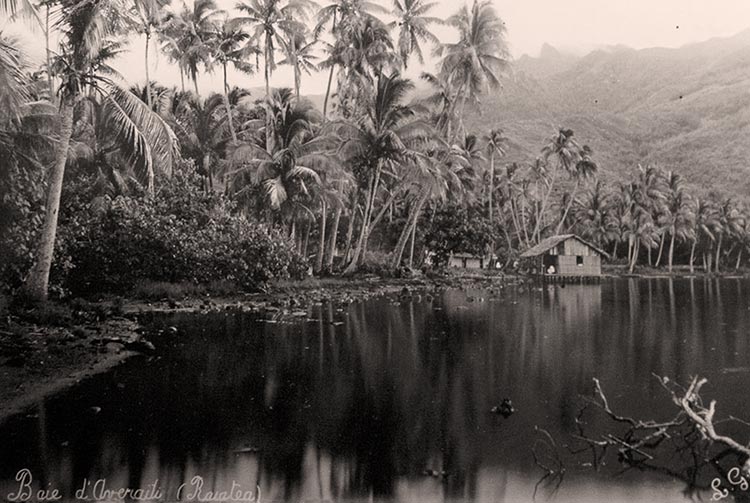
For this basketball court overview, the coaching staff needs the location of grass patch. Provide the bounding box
[132,280,240,300]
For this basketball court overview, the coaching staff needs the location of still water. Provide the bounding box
[1,278,750,503]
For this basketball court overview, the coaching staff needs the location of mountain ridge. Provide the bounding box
[463,29,750,197]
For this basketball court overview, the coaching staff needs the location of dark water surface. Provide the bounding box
[2,278,750,503]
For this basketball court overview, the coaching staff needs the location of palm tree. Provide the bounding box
[131,0,171,109]
[314,0,387,118]
[658,172,695,272]
[437,0,509,135]
[172,92,232,191]
[574,180,618,250]
[692,197,718,273]
[713,196,745,273]
[390,0,440,69]
[532,128,580,242]
[330,15,398,112]
[483,128,507,226]
[340,72,431,273]
[279,32,318,100]
[227,88,338,230]
[161,0,223,96]
[235,0,312,98]
[211,16,257,142]
[418,71,455,135]
[22,0,178,302]
[555,144,597,234]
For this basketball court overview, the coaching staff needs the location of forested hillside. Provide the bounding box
[464,29,750,196]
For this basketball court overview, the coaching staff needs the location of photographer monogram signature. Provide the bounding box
[6,469,261,502]
[711,467,750,501]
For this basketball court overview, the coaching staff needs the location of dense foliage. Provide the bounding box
[53,167,308,296]
[423,203,496,267]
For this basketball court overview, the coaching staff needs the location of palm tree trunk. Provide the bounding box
[408,219,417,268]
[715,234,723,273]
[488,150,494,223]
[316,199,327,273]
[629,239,639,273]
[736,248,743,271]
[302,220,311,256]
[655,233,666,267]
[294,63,301,102]
[344,177,376,273]
[22,98,75,302]
[203,152,212,192]
[193,77,199,97]
[326,205,342,270]
[222,63,237,142]
[346,162,385,271]
[45,5,53,103]
[668,233,676,273]
[532,168,559,243]
[145,31,152,109]
[180,69,185,93]
[689,239,697,273]
[392,191,428,268]
[322,65,335,119]
[343,205,357,263]
[554,178,580,235]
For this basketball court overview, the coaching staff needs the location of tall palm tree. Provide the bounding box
[279,32,318,100]
[227,89,339,230]
[555,144,597,234]
[131,0,171,109]
[713,196,745,273]
[161,0,223,95]
[483,128,506,225]
[437,0,509,135]
[314,0,387,118]
[22,0,178,302]
[340,72,431,272]
[532,128,579,242]
[172,92,232,191]
[389,0,440,69]
[418,71,455,135]
[692,197,718,273]
[210,16,257,142]
[574,180,618,251]
[659,172,694,272]
[235,0,312,98]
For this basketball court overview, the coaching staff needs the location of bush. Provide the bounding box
[54,168,308,296]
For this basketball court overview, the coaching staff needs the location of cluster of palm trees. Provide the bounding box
[572,166,749,274]
[4,0,749,302]
[493,150,749,274]
[2,0,513,300]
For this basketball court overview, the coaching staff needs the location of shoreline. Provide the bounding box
[1,270,748,424]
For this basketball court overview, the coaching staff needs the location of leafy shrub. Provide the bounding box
[54,167,308,296]
[424,202,496,267]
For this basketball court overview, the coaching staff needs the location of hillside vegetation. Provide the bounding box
[465,29,750,196]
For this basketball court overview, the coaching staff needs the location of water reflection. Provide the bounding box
[1,279,749,502]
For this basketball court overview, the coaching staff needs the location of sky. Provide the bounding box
[6,0,750,95]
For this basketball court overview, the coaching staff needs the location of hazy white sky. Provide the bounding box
[6,0,750,95]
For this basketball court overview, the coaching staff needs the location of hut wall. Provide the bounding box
[465,257,483,269]
[557,254,601,276]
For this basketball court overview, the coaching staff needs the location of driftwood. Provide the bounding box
[546,375,750,501]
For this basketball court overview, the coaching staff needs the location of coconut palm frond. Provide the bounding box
[103,85,180,186]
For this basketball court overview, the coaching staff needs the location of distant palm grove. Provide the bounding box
[2,0,749,301]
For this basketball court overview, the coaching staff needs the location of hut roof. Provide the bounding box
[451,252,481,259]
[520,234,609,259]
